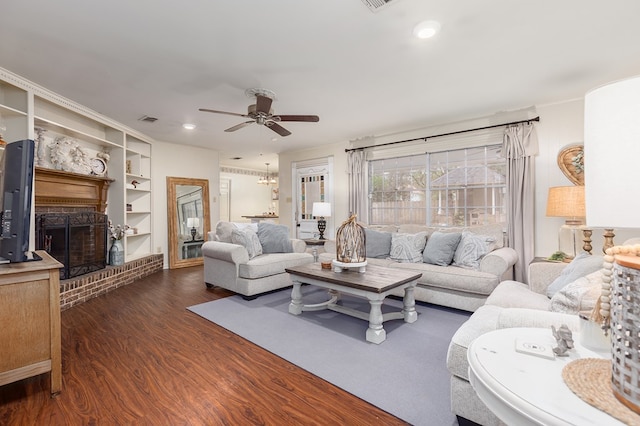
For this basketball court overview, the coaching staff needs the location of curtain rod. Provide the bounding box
[344,116,540,153]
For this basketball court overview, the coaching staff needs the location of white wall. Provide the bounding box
[152,141,219,268]
[221,171,277,222]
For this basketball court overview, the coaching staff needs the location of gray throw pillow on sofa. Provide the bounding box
[546,252,604,298]
[365,228,392,258]
[549,270,603,315]
[215,221,236,243]
[452,232,497,270]
[231,228,263,259]
[423,231,462,266]
[389,232,427,263]
[257,222,293,253]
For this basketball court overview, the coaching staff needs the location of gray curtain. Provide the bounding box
[347,150,367,222]
[502,122,538,283]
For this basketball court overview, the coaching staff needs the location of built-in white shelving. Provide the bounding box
[0,67,154,262]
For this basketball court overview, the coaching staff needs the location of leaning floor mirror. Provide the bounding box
[167,177,211,269]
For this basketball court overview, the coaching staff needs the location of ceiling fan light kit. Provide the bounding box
[199,88,319,137]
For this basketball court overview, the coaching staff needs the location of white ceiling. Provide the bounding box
[2,0,640,173]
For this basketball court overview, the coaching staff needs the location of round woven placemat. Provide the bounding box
[562,358,640,425]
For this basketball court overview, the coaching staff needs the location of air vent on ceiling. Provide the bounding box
[138,115,158,123]
[361,0,399,12]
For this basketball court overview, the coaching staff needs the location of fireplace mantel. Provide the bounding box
[34,167,115,213]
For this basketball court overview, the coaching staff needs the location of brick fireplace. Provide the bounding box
[34,167,163,310]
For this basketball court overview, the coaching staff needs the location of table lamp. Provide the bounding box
[545,185,585,260]
[187,217,200,241]
[312,202,331,240]
[584,75,640,414]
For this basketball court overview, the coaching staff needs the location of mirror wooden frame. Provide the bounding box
[167,176,211,269]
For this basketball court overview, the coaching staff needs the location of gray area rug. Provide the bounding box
[188,288,470,426]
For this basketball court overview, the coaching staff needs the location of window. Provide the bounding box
[368,145,505,226]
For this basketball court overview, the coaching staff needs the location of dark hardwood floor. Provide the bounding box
[0,267,409,425]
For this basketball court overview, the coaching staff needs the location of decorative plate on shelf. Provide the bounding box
[557,144,584,185]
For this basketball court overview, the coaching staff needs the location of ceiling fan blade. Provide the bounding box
[266,122,291,137]
[276,115,320,122]
[255,95,273,114]
[199,108,249,118]
[225,121,255,132]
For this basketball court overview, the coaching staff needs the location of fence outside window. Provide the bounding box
[368,145,506,227]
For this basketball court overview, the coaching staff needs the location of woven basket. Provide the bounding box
[335,215,366,263]
[611,255,640,414]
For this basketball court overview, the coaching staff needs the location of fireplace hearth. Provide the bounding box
[33,167,163,310]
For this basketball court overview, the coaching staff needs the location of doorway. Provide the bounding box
[292,157,333,239]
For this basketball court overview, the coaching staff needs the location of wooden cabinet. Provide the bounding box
[0,66,154,262]
[0,251,63,395]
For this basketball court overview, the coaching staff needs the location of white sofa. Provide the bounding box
[202,221,314,299]
[319,224,518,312]
[446,254,606,425]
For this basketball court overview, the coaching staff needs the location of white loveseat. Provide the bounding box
[202,221,314,299]
[447,254,606,425]
[319,224,518,312]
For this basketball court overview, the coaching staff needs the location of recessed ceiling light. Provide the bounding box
[271,137,278,142]
[182,123,196,130]
[413,20,441,39]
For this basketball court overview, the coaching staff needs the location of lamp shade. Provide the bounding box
[186,217,200,228]
[585,75,640,229]
[312,202,331,217]
[546,186,585,218]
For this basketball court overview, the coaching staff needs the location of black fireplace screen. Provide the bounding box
[36,212,108,279]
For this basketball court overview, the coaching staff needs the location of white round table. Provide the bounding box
[468,327,623,426]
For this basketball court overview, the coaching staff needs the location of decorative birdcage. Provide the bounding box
[335,214,366,264]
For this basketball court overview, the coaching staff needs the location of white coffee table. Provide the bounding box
[468,327,623,426]
[285,263,421,344]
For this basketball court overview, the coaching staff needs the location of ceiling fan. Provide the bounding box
[199,88,319,137]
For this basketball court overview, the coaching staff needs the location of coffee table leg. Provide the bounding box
[403,282,418,323]
[366,298,386,344]
[289,281,303,315]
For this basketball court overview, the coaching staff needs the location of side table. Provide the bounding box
[303,239,327,260]
[182,240,204,259]
[468,327,621,426]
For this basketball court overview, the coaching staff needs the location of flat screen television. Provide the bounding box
[0,139,37,263]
